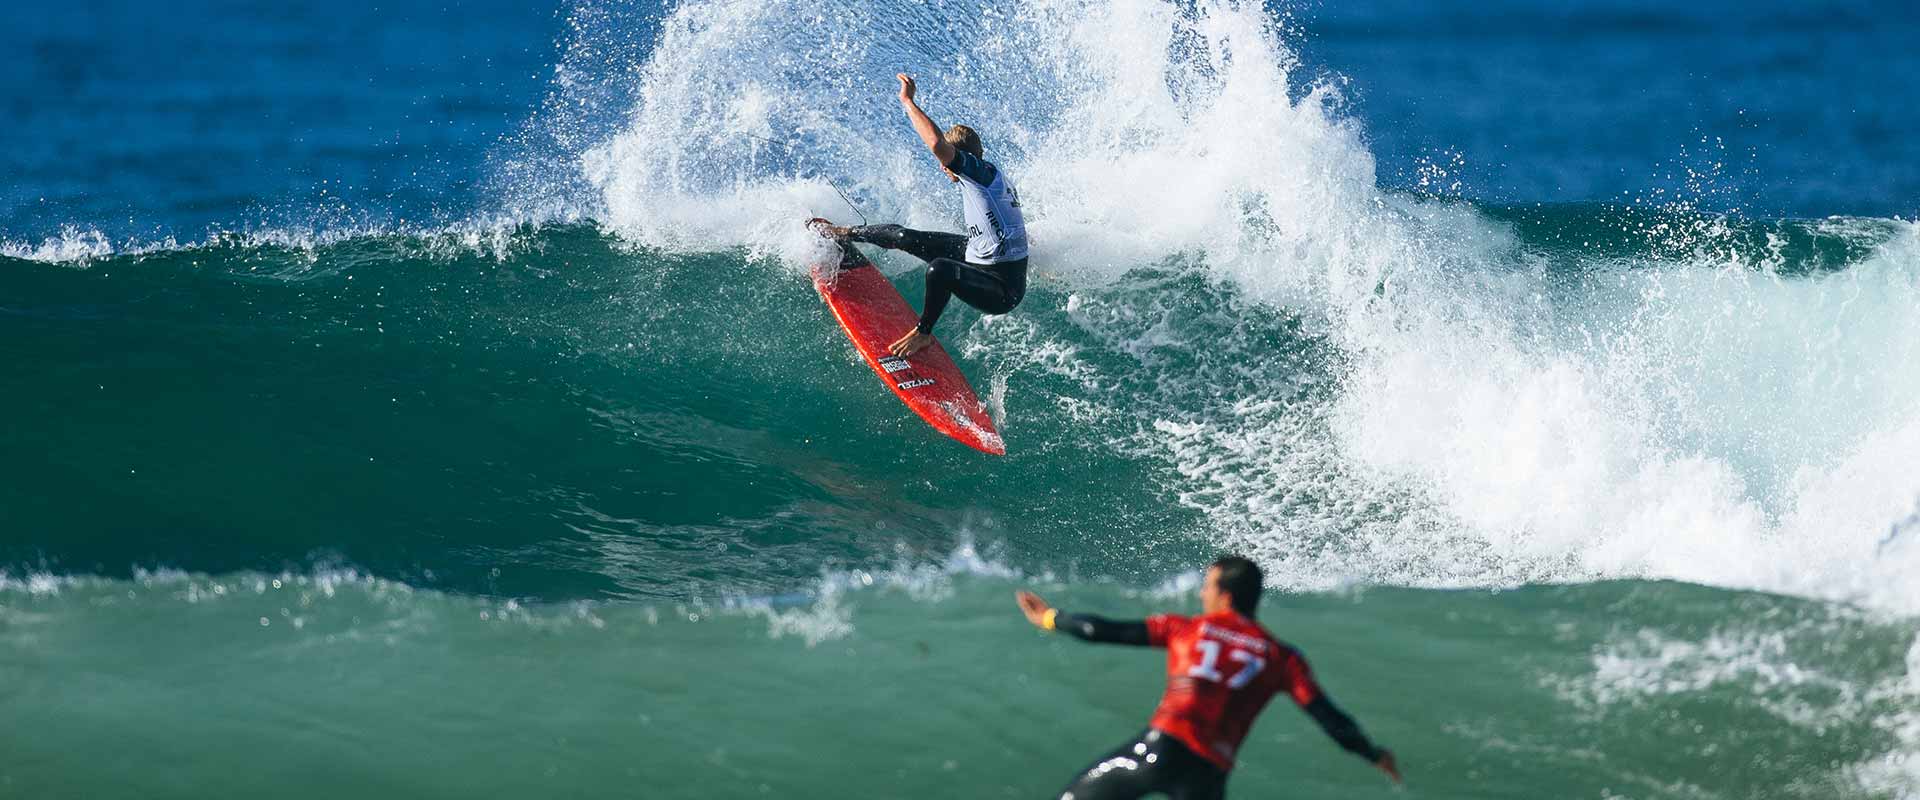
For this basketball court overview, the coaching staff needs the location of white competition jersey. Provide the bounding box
[948,150,1029,264]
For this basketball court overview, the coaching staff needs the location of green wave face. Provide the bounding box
[18,206,1916,601]
[0,225,1219,597]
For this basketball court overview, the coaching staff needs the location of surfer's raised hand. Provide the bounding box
[897,74,951,164]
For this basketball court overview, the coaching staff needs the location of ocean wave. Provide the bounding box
[3,556,1912,798]
[0,218,590,269]
[13,0,1907,615]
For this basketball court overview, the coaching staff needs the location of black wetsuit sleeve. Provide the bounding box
[1054,613,1152,646]
[1302,695,1384,762]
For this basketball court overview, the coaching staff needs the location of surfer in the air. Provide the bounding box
[811,73,1030,359]
[1015,556,1401,800]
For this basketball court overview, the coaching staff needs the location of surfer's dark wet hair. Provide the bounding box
[944,124,983,158]
[1210,555,1263,616]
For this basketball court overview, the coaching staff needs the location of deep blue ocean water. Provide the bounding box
[1,0,562,239]
[5,0,1915,245]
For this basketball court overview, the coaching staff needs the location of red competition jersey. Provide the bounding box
[1145,610,1321,770]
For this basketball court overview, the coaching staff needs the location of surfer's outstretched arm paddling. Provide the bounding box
[1016,557,1401,798]
[811,73,1030,359]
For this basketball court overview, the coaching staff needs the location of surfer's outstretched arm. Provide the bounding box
[896,74,957,166]
[1280,652,1403,783]
[1016,591,1153,646]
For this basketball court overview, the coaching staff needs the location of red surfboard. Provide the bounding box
[811,243,1005,455]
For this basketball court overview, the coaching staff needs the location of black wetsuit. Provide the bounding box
[1060,727,1228,800]
[1051,613,1387,800]
[841,223,1027,334]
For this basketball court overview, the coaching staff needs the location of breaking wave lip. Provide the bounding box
[0,216,597,268]
[0,225,132,264]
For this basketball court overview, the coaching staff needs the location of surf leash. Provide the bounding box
[738,132,867,225]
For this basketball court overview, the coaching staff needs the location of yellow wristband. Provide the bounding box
[1042,608,1058,631]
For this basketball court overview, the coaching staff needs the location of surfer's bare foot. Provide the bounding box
[806,218,852,240]
[889,329,935,358]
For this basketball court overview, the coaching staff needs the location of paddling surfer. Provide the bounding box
[812,73,1029,359]
[1015,556,1402,799]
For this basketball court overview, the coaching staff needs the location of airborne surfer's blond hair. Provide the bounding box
[944,125,983,158]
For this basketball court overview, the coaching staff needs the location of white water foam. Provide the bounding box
[0,218,563,269]
[1559,625,1866,727]
[1553,617,1920,798]
[1854,637,1920,799]
[1,226,160,264]
[1335,225,1920,608]
[716,535,1029,646]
